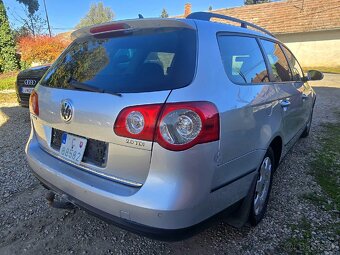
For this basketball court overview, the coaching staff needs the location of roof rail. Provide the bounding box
[186,12,276,38]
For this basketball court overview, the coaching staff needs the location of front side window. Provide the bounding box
[218,35,269,84]
[282,46,304,81]
[260,40,292,82]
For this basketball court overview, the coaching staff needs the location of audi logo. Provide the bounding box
[60,99,73,123]
[24,79,37,86]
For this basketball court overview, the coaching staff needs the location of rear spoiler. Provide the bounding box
[71,19,195,40]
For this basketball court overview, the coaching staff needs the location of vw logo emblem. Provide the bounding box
[60,100,73,123]
[24,79,37,86]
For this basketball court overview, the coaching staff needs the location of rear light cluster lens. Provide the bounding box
[160,109,202,145]
[114,102,219,151]
[29,90,39,116]
[114,104,162,141]
[126,111,144,134]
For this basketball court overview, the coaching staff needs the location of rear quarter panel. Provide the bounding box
[167,21,284,190]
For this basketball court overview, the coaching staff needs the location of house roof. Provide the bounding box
[191,0,340,35]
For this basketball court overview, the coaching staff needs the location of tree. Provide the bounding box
[15,0,39,15]
[11,0,46,36]
[244,0,271,4]
[208,6,213,11]
[0,0,19,72]
[161,8,169,18]
[76,2,115,29]
[17,11,47,37]
[18,35,70,65]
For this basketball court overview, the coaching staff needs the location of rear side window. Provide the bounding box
[40,28,197,93]
[218,35,269,84]
[260,40,292,82]
[282,46,304,82]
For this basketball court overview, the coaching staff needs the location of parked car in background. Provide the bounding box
[15,64,51,107]
[26,13,323,235]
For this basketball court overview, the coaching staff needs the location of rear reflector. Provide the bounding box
[29,90,39,116]
[114,102,219,151]
[90,23,131,34]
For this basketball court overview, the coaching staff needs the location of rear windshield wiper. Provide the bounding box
[67,77,122,97]
[68,77,103,93]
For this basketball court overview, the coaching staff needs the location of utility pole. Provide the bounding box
[43,0,52,37]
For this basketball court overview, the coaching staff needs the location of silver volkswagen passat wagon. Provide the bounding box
[26,12,323,233]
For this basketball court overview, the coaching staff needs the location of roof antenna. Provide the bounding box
[138,14,144,19]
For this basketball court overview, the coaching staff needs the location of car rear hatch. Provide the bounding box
[30,19,197,187]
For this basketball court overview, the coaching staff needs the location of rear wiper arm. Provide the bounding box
[67,77,122,97]
[68,77,104,93]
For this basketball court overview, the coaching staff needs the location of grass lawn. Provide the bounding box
[309,112,340,211]
[0,93,17,104]
[0,71,18,91]
[283,111,340,253]
[303,66,340,74]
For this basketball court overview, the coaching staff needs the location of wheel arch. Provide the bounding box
[268,135,283,169]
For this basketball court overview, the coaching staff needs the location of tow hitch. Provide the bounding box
[46,191,75,210]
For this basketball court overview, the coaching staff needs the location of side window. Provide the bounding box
[282,46,304,81]
[218,35,269,84]
[260,40,292,82]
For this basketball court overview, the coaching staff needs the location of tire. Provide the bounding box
[249,148,275,226]
[301,108,314,138]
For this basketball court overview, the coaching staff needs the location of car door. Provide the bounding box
[260,39,303,146]
[282,46,314,125]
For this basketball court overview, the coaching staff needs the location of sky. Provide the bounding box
[3,0,245,34]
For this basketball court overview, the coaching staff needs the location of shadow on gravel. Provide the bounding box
[0,105,32,200]
[0,106,30,129]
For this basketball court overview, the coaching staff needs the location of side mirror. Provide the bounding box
[305,70,324,81]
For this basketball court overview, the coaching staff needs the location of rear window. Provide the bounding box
[40,28,197,93]
[218,35,269,84]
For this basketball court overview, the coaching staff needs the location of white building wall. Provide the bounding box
[277,29,340,68]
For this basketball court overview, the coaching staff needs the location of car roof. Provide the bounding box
[185,18,277,41]
[71,18,196,40]
[71,15,277,42]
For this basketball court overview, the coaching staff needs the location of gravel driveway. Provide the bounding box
[0,74,339,254]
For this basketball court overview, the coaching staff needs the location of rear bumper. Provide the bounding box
[26,130,256,231]
[32,172,193,238]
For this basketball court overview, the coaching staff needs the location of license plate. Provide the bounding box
[21,87,34,94]
[59,133,87,164]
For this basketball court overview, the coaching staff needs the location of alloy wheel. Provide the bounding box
[254,157,272,215]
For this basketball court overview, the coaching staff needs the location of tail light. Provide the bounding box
[114,102,219,151]
[29,90,39,116]
[114,104,163,141]
[156,102,219,151]
[90,23,130,34]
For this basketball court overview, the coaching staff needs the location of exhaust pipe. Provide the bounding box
[46,191,75,210]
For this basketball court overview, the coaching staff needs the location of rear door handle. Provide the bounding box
[302,94,309,100]
[280,100,291,108]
